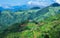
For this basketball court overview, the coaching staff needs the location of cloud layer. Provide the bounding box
[0,0,55,8]
[27,0,54,7]
[54,0,60,4]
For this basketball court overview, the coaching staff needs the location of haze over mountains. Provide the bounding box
[0,5,41,12]
[0,0,55,12]
[0,2,60,12]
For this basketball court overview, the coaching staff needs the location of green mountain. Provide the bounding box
[0,3,60,38]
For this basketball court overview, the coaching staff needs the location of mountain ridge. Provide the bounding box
[0,3,60,33]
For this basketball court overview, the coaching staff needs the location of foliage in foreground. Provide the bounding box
[1,14,60,38]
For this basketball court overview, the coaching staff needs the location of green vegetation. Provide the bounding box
[1,14,60,38]
[0,5,60,38]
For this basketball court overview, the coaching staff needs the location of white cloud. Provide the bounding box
[28,1,50,6]
[54,0,60,4]
[28,1,32,5]
[28,1,40,5]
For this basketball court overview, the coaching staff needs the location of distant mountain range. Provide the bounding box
[0,4,41,12]
[0,3,60,12]
[0,5,29,12]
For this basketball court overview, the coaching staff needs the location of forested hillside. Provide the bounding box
[0,3,60,38]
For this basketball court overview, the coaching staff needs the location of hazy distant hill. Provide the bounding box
[0,7,4,12]
[51,3,60,7]
[0,5,31,12]
[31,7,40,9]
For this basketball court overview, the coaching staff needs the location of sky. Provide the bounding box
[0,0,59,8]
